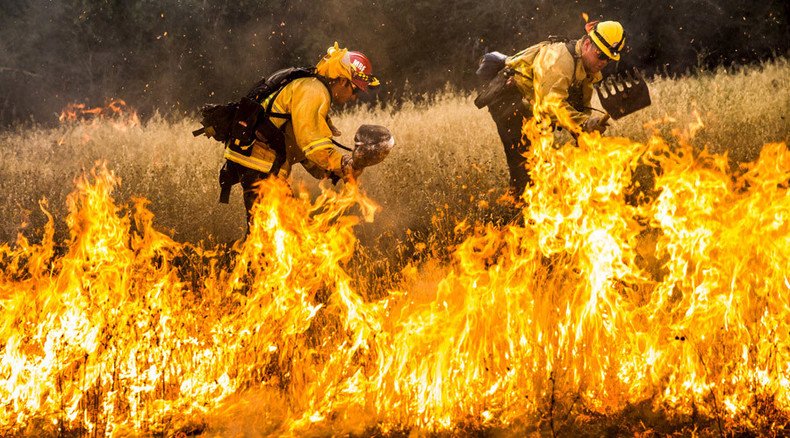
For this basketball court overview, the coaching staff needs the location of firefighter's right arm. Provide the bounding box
[289,80,352,180]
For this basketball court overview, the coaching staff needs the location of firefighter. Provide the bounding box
[477,20,625,198]
[220,42,381,228]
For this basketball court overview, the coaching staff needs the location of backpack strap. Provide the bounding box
[563,40,586,112]
[252,69,318,175]
[564,40,580,64]
[264,85,291,119]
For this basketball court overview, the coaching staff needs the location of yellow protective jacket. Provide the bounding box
[223,77,343,178]
[506,39,602,131]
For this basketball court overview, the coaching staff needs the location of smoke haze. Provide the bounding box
[0,0,788,127]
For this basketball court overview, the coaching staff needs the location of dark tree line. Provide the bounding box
[1,0,788,127]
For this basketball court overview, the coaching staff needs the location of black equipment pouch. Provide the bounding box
[193,102,238,142]
[226,97,263,156]
[218,161,240,204]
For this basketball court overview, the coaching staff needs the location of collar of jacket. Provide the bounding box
[313,75,335,105]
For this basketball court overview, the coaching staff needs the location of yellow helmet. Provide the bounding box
[586,21,625,61]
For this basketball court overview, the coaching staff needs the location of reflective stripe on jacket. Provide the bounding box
[506,39,602,131]
[223,77,343,177]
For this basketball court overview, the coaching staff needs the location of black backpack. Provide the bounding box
[193,67,317,172]
[473,39,583,111]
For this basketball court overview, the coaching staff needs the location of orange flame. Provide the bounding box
[58,99,140,128]
[2,113,790,435]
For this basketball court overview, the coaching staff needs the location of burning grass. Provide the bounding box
[0,59,789,436]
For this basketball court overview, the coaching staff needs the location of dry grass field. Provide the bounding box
[1,59,788,248]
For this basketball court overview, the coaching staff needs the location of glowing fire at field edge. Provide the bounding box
[1,118,789,435]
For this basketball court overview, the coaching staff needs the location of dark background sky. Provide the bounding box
[1,0,788,127]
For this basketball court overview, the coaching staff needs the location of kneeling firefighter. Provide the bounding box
[194,42,394,231]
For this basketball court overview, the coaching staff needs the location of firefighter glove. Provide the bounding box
[341,154,364,179]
